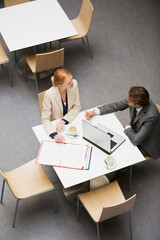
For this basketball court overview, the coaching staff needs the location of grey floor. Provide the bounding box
[0,0,160,239]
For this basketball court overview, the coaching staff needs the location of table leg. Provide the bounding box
[63,176,109,204]
[63,181,89,204]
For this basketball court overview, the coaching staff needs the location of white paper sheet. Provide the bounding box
[36,141,91,170]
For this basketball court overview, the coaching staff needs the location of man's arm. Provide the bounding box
[98,99,129,115]
[124,116,159,145]
[85,99,129,120]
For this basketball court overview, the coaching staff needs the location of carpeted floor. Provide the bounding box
[0,0,160,239]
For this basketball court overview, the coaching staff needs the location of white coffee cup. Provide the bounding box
[68,126,77,136]
[105,156,115,168]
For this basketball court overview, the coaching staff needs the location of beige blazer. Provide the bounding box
[41,79,81,136]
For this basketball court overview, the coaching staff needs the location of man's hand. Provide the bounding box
[56,120,65,132]
[85,110,95,120]
[54,134,65,142]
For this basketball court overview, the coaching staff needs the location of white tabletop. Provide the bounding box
[0,0,77,52]
[32,111,145,188]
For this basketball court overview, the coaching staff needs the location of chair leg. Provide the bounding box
[1,179,5,203]
[128,166,133,191]
[8,62,13,87]
[82,37,85,44]
[96,222,100,240]
[85,35,93,59]
[53,189,57,213]
[23,57,27,82]
[129,211,133,240]
[12,199,19,228]
[34,73,39,93]
[77,197,80,221]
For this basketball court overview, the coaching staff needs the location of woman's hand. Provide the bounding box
[85,110,95,120]
[54,134,65,142]
[56,120,65,132]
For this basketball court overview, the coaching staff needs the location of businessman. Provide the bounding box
[85,86,160,159]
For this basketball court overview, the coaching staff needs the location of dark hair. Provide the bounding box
[128,86,149,107]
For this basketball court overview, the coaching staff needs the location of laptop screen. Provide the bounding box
[82,120,112,154]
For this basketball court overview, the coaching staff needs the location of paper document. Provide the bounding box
[36,140,92,170]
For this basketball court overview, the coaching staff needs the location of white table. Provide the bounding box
[0,0,77,52]
[32,111,145,189]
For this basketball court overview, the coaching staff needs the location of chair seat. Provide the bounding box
[3,159,54,199]
[78,181,125,222]
[0,43,9,64]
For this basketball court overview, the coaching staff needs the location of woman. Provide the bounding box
[41,69,81,142]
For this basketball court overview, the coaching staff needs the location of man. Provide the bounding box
[85,86,160,159]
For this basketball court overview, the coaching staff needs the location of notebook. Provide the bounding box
[36,140,92,170]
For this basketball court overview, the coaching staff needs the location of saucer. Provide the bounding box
[103,160,116,170]
[65,130,79,139]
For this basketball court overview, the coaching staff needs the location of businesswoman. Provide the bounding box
[41,68,81,142]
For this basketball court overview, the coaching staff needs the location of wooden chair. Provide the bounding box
[59,0,94,58]
[0,43,13,87]
[128,103,160,190]
[77,181,136,240]
[23,48,64,93]
[38,90,46,116]
[0,159,56,228]
[4,0,30,7]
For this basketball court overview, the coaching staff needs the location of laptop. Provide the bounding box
[82,120,126,154]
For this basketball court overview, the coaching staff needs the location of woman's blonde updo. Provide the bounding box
[51,69,71,87]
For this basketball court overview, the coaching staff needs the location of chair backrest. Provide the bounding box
[35,48,64,73]
[4,0,30,7]
[0,170,6,179]
[77,0,94,35]
[99,194,136,222]
[0,43,9,64]
[156,104,160,113]
[38,90,46,116]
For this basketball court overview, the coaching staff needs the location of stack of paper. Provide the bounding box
[36,140,92,170]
